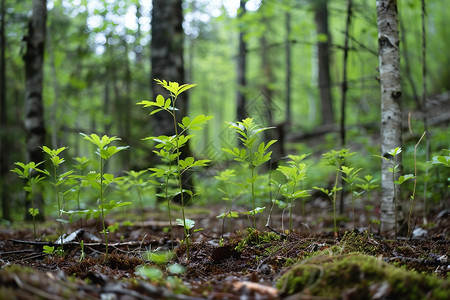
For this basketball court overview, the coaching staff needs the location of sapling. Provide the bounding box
[11,161,47,240]
[408,132,426,239]
[214,169,242,237]
[376,147,413,237]
[73,156,90,210]
[79,133,130,258]
[137,79,213,259]
[124,170,149,228]
[314,148,355,237]
[341,166,362,228]
[276,154,309,232]
[41,146,76,255]
[222,118,276,230]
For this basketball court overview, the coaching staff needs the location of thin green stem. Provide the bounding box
[392,158,398,238]
[100,157,108,258]
[171,99,190,260]
[289,182,297,232]
[250,163,256,230]
[137,187,144,229]
[332,168,340,237]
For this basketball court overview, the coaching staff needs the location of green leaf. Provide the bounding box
[136,266,163,279]
[176,218,195,230]
[216,211,240,218]
[395,174,414,185]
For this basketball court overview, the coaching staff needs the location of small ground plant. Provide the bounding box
[276,154,309,232]
[376,147,413,237]
[10,162,47,239]
[222,118,276,230]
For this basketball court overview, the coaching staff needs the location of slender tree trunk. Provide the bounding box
[23,0,47,221]
[0,0,10,221]
[314,0,334,125]
[47,24,60,149]
[377,0,403,236]
[285,12,292,128]
[420,0,430,222]
[338,0,353,215]
[236,0,247,122]
[340,0,352,147]
[151,0,193,194]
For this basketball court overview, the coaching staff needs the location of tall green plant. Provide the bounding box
[137,79,213,259]
[222,118,276,230]
[314,148,356,237]
[79,133,129,258]
[41,146,74,255]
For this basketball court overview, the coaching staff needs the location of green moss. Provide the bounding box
[235,228,281,252]
[277,254,450,299]
[339,231,383,256]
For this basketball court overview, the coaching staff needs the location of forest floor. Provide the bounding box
[0,198,449,299]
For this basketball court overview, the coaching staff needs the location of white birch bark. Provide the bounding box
[376,0,403,236]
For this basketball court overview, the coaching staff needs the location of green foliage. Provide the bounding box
[10,161,47,239]
[138,79,213,260]
[79,133,129,258]
[314,148,357,237]
[430,149,450,188]
[276,154,310,232]
[222,118,276,230]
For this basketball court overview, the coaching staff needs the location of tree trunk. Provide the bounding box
[23,0,47,221]
[236,0,247,122]
[377,0,403,236]
[314,0,334,125]
[0,0,10,221]
[151,0,193,194]
[285,12,292,128]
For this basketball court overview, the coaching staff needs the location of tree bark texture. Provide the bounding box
[376,0,403,236]
[314,0,334,125]
[0,0,10,220]
[236,0,247,122]
[23,0,47,220]
[151,0,186,135]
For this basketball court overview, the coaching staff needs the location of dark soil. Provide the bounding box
[1,201,449,299]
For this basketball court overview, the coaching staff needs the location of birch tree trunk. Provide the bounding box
[23,0,47,220]
[376,0,403,236]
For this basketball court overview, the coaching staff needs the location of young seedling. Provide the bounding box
[314,148,356,237]
[137,79,213,260]
[408,132,426,239]
[11,161,47,240]
[276,154,309,232]
[79,133,130,258]
[376,147,413,237]
[341,165,362,228]
[41,146,75,255]
[214,169,243,237]
[72,156,90,210]
[222,118,276,230]
[124,169,149,229]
